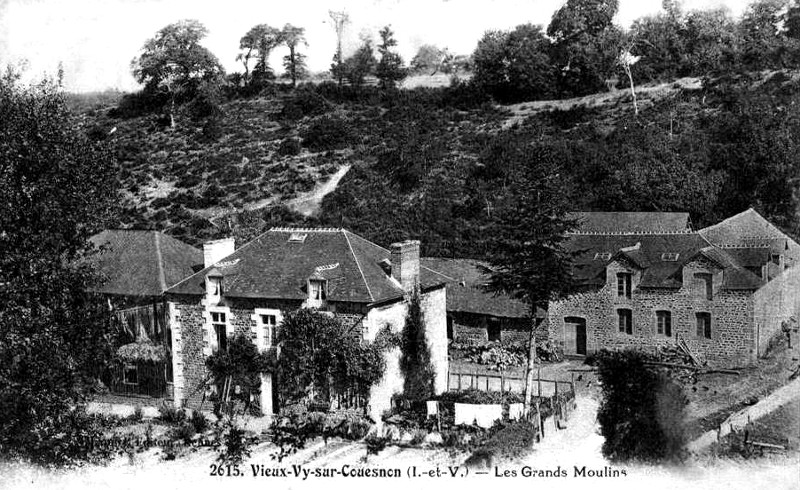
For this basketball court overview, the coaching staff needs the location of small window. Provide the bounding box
[656,311,672,337]
[661,253,680,262]
[447,316,454,340]
[288,232,308,243]
[694,273,713,300]
[123,364,138,385]
[771,254,781,265]
[487,318,501,342]
[617,273,632,299]
[594,252,611,261]
[696,312,712,339]
[617,309,633,335]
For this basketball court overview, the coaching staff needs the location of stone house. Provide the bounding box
[88,229,203,398]
[165,228,449,418]
[420,258,544,345]
[548,209,800,367]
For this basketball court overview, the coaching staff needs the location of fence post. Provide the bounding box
[537,367,542,397]
[555,381,559,397]
[457,374,462,391]
[501,371,505,393]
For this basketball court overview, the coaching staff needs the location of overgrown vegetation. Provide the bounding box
[400,291,436,401]
[592,349,689,463]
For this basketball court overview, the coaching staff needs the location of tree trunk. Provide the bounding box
[523,305,539,413]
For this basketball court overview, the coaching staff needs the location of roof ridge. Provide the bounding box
[568,231,697,236]
[342,230,375,302]
[153,232,167,292]
[420,265,457,282]
[269,227,342,233]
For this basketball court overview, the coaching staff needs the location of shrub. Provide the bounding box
[190,410,209,433]
[170,421,197,445]
[280,88,332,120]
[158,401,186,424]
[277,138,302,156]
[465,420,537,464]
[301,116,353,152]
[594,349,688,463]
[400,290,436,401]
[216,419,254,464]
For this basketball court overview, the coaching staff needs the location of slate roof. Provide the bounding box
[167,228,448,304]
[420,258,538,319]
[567,233,764,291]
[699,208,800,262]
[89,230,203,297]
[567,212,692,234]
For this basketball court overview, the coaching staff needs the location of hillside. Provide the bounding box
[74,71,800,253]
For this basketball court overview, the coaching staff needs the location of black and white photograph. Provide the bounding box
[1,0,799,488]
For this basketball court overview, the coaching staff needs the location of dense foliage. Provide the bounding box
[400,291,436,401]
[0,74,118,466]
[592,349,688,463]
[273,309,386,408]
[205,333,273,416]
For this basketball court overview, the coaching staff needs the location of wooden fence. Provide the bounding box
[447,370,575,398]
[105,361,169,398]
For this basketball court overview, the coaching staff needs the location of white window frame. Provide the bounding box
[251,308,283,352]
[202,306,232,356]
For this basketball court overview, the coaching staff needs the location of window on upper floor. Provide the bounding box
[656,310,672,337]
[617,308,633,335]
[308,279,327,307]
[696,312,712,339]
[617,272,632,299]
[211,311,228,352]
[260,313,278,347]
[694,273,713,300]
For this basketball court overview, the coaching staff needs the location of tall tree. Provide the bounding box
[375,26,407,89]
[237,24,284,87]
[472,24,556,102]
[328,10,350,86]
[344,39,377,88]
[400,290,436,401]
[739,0,789,70]
[410,44,447,74]
[0,74,119,465]
[281,24,308,88]
[483,141,577,411]
[547,0,622,96]
[131,19,224,127]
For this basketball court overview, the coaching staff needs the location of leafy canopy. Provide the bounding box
[0,73,118,466]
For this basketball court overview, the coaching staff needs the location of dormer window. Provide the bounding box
[661,253,679,262]
[205,269,223,304]
[594,252,611,261]
[308,279,327,307]
[694,272,713,300]
[289,233,308,243]
[617,272,632,299]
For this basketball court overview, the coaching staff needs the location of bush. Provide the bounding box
[301,116,353,152]
[465,420,537,464]
[190,410,209,433]
[216,419,254,464]
[170,421,197,445]
[277,138,302,156]
[131,405,144,422]
[279,88,332,120]
[158,401,186,424]
[594,349,688,463]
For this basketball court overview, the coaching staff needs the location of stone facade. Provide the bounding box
[548,257,758,367]
[753,263,800,355]
[450,312,532,345]
[168,286,448,418]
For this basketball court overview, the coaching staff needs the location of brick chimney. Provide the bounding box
[390,240,420,292]
[203,237,235,268]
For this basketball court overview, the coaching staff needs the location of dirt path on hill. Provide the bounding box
[286,164,351,217]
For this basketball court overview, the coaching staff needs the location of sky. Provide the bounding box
[0,0,752,93]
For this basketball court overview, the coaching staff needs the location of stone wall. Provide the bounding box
[548,265,757,367]
[753,264,800,356]
[451,313,532,344]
